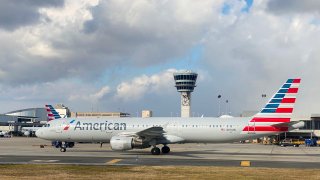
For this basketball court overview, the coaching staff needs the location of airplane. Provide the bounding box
[36,78,305,155]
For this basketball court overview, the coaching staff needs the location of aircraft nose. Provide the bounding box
[35,128,42,138]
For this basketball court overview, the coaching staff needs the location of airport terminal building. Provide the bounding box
[0,108,48,134]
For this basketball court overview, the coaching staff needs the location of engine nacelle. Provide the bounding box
[110,136,134,151]
[110,136,148,151]
[24,131,30,137]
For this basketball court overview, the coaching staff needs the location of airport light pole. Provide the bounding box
[311,119,314,139]
[261,94,267,107]
[218,95,221,116]
[225,99,229,115]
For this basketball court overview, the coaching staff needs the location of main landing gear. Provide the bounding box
[151,145,170,155]
[52,141,74,152]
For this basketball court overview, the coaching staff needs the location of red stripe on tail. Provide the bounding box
[287,88,298,93]
[293,79,301,83]
[243,126,288,132]
[250,117,290,123]
[276,108,293,113]
[281,98,296,103]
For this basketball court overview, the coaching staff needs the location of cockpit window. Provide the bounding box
[45,124,51,127]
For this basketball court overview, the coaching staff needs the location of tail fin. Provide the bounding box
[244,79,301,133]
[45,105,62,121]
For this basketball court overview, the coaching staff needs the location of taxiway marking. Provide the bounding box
[106,159,122,165]
[32,160,59,163]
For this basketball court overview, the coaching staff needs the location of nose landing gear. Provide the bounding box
[60,146,66,152]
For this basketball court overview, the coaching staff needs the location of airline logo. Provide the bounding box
[73,121,127,131]
[46,105,61,121]
[63,120,76,131]
[242,78,301,133]
[259,78,300,114]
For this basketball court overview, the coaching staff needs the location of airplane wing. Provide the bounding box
[136,127,165,138]
[116,126,184,145]
[118,127,165,139]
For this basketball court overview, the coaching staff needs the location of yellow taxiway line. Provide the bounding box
[106,159,122,165]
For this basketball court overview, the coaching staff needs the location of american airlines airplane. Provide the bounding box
[36,79,304,155]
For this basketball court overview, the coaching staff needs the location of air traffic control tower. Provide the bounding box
[173,71,198,117]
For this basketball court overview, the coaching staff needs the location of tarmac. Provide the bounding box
[1,137,320,168]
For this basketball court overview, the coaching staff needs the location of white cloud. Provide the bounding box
[69,85,111,102]
[199,0,320,115]
[115,69,176,101]
[0,0,226,85]
[1,0,320,116]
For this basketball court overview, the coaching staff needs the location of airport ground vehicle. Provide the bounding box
[279,139,300,147]
[0,131,10,138]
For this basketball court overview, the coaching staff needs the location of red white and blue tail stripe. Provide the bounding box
[46,105,62,121]
[242,78,301,133]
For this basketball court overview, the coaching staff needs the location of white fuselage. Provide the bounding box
[36,117,279,144]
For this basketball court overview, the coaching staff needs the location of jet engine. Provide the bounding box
[110,136,149,151]
[24,131,31,137]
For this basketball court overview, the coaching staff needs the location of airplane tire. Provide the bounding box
[60,148,66,152]
[66,142,75,148]
[161,146,170,154]
[151,147,160,155]
[53,141,62,148]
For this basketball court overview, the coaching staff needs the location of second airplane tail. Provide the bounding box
[46,105,62,121]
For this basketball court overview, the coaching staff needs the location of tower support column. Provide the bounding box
[181,92,191,118]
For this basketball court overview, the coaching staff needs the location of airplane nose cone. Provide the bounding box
[35,129,42,138]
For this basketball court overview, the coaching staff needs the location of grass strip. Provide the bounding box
[0,165,319,180]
